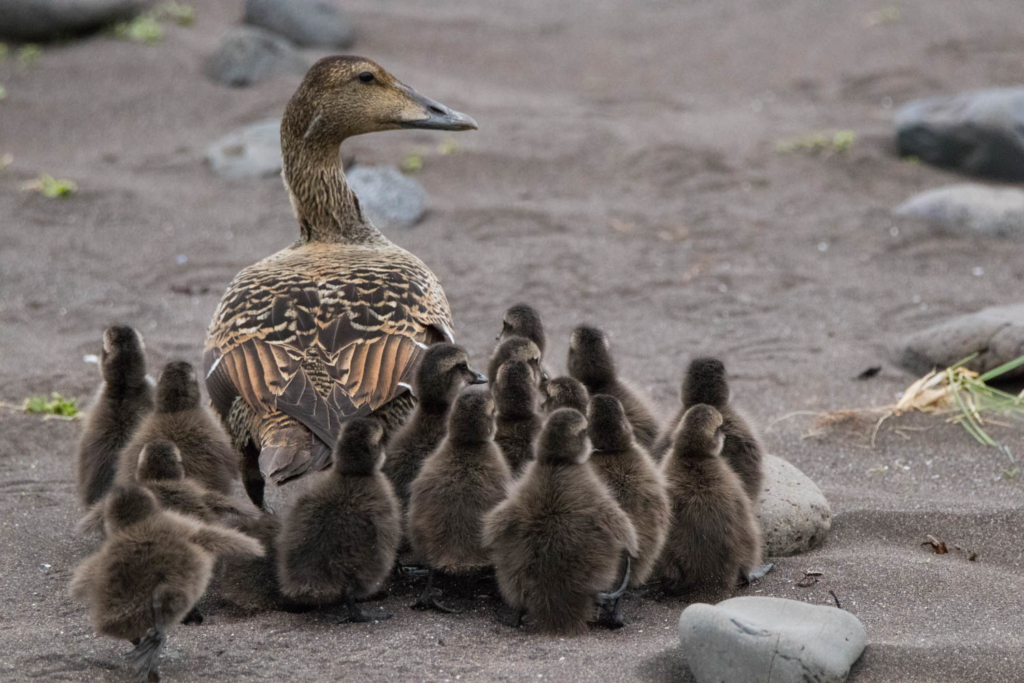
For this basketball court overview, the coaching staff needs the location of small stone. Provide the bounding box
[244,0,355,48]
[678,596,867,683]
[755,454,831,557]
[204,26,308,88]
[347,166,428,230]
[897,304,1024,380]
[895,88,1024,181]
[894,184,1024,239]
[0,0,147,41]
[205,120,282,180]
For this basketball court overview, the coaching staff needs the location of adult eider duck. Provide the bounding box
[203,57,477,506]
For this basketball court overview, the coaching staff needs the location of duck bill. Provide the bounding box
[468,370,488,385]
[397,84,478,131]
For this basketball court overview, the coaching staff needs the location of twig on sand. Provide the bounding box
[828,590,841,609]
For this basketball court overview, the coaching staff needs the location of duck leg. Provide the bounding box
[181,607,204,625]
[126,593,170,683]
[495,604,527,628]
[595,553,632,629]
[410,569,459,613]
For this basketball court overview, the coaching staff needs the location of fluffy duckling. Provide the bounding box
[650,357,763,500]
[77,326,154,508]
[587,395,670,589]
[658,405,762,594]
[407,388,512,612]
[540,376,589,415]
[383,343,486,511]
[495,303,546,356]
[482,409,638,635]
[277,419,401,622]
[486,336,545,387]
[116,361,238,496]
[493,359,543,477]
[210,512,294,614]
[566,325,661,449]
[70,486,263,683]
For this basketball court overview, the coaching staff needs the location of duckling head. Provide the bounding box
[587,394,633,452]
[682,357,729,409]
[538,408,590,465]
[494,359,538,418]
[497,304,545,355]
[541,376,589,414]
[104,485,159,534]
[491,337,545,385]
[416,343,487,413]
[137,440,185,483]
[155,361,201,413]
[100,325,146,385]
[673,404,725,460]
[567,325,616,388]
[333,417,386,476]
[447,387,496,445]
[283,56,478,147]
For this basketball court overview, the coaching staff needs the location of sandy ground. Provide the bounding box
[1,0,1023,680]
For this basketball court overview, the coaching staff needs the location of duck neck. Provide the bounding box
[281,134,385,246]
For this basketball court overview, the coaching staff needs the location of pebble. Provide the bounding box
[0,0,145,41]
[897,304,1024,380]
[244,0,355,48]
[204,26,308,88]
[755,454,832,557]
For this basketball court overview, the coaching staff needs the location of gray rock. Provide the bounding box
[204,26,308,88]
[895,88,1024,181]
[898,304,1024,380]
[895,184,1024,239]
[679,596,867,683]
[244,0,354,48]
[755,454,831,557]
[347,166,427,230]
[0,0,148,41]
[205,120,282,180]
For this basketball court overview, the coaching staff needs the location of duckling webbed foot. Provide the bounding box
[181,607,204,625]
[126,627,166,683]
[334,594,373,624]
[410,571,459,613]
[496,605,526,628]
[594,553,631,629]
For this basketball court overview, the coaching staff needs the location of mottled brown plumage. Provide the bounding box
[77,326,154,508]
[277,419,401,619]
[203,57,477,502]
[116,362,238,497]
[493,359,542,477]
[650,357,764,501]
[587,395,670,587]
[487,336,544,386]
[566,325,661,449]
[383,343,486,511]
[482,409,638,635]
[408,389,511,573]
[70,486,263,682]
[658,405,762,594]
[540,376,589,415]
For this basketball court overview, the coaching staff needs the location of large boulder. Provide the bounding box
[755,454,831,557]
[244,0,355,48]
[347,166,428,230]
[205,120,282,180]
[894,184,1024,239]
[898,304,1024,380]
[204,26,308,88]
[0,0,148,41]
[678,596,867,683]
[895,89,1024,181]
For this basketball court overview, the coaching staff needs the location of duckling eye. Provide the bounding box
[358,72,375,84]
[458,361,469,370]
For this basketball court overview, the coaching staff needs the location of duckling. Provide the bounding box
[382,343,486,511]
[116,361,238,496]
[277,418,401,622]
[482,409,639,635]
[407,388,512,612]
[80,441,250,536]
[69,486,264,683]
[540,376,589,415]
[658,404,762,594]
[487,336,545,387]
[650,357,763,500]
[587,395,670,589]
[210,512,294,614]
[203,57,478,507]
[77,325,154,508]
[566,325,661,449]
[493,360,543,477]
[496,304,546,355]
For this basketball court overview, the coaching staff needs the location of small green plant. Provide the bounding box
[401,152,424,174]
[1001,467,1020,481]
[17,44,42,69]
[23,392,79,417]
[0,154,12,172]
[152,2,195,26]
[0,83,6,101]
[24,173,77,198]
[437,138,459,155]
[113,16,164,44]
[776,130,856,156]
[0,43,8,61]
[865,7,901,27]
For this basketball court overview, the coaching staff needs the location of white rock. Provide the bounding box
[205,120,282,180]
[679,596,867,683]
[895,184,1024,239]
[755,454,831,557]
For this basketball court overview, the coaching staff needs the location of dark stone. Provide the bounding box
[244,0,355,49]
[0,0,149,41]
[204,26,308,88]
[898,304,1024,380]
[895,89,1024,181]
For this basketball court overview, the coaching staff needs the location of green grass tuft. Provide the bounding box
[401,152,424,174]
[113,16,164,44]
[23,393,78,418]
[17,44,42,69]
[152,2,196,26]
[25,173,77,198]
[776,130,856,155]
[0,83,6,101]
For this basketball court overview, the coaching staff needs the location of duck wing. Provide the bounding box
[204,245,453,481]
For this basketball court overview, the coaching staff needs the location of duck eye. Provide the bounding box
[458,361,469,370]
[358,72,375,84]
